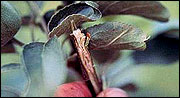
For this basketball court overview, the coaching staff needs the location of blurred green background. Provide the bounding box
[1,1,179,97]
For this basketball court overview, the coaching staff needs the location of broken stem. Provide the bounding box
[70,27,101,94]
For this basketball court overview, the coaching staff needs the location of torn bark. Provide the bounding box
[70,28,101,94]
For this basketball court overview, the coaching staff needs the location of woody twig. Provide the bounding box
[70,21,101,94]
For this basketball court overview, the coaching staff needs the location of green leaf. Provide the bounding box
[85,22,149,51]
[22,42,45,97]
[1,86,20,97]
[81,1,99,8]
[48,2,102,38]
[132,31,179,65]
[41,36,67,96]
[22,36,67,97]
[1,63,30,97]
[151,20,179,39]
[66,68,81,83]
[96,1,170,22]
[105,58,135,88]
[95,51,136,90]
[1,1,21,47]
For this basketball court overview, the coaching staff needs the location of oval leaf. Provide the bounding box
[41,36,67,96]
[85,22,149,50]
[22,37,67,97]
[1,63,30,97]
[48,2,101,38]
[22,42,45,97]
[96,1,170,22]
[1,1,21,47]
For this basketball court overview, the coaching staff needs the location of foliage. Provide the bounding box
[1,1,179,97]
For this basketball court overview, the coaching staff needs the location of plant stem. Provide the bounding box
[70,28,102,95]
[27,1,48,33]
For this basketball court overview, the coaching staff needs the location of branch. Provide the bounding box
[27,1,48,33]
[70,28,102,94]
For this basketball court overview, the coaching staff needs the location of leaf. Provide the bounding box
[1,1,21,47]
[96,1,170,22]
[1,63,30,97]
[132,32,179,65]
[22,36,67,97]
[151,20,179,39]
[62,1,75,6]
[66,68,82,83]
[22,42,45,97]
[85,22,149,51]
[90,50,121,64]
[81,1,99,8]
[48,2,101,38]
[101,52,136,89]
[41,36,67,96]
[1,86,20,97]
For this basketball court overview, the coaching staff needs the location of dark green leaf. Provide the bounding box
[48,2,101,38]
[132,32,179,65]
[63,1,75,6]
[96,1,170,22]
[91,50,121,64]
[1,1,21,47]
[132,20,179,65]
[85,22,149,50]
[1,63,30,97]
